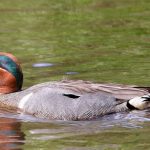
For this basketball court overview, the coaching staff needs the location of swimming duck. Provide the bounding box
[0,52,150,120]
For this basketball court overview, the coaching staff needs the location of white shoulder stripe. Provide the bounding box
[18,93,33,109]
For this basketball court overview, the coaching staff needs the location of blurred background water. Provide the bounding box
[0,0,150,149]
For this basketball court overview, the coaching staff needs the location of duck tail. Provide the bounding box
[135,87,150,93]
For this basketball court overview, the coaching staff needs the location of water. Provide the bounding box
[0,110,150,150]
[0,0,150,149]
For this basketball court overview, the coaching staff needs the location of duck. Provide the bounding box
[0,52,150,121]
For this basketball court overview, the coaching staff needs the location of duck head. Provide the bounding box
[0,52,23,94]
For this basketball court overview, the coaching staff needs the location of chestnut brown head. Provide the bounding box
[0,52,23,94]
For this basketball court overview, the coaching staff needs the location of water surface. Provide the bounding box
[0,0,150,149]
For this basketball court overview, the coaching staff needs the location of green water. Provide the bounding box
[0,0,150,149]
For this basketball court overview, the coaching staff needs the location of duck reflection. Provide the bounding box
[0,117,25,150]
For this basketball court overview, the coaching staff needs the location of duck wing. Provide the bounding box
[26,80,149,101]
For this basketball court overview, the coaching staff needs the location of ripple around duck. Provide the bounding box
[0,109,150,130]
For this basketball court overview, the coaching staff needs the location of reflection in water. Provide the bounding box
[25,110,150,150]
[0,110,150,150]
[0,117,25,150]
[32,63,55,68]
[65,72,79,75]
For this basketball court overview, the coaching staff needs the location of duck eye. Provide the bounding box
[63,94,80,99]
